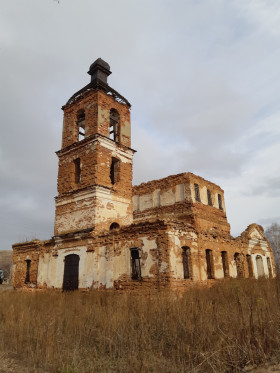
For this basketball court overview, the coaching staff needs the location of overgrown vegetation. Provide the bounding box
[1,279,280,372]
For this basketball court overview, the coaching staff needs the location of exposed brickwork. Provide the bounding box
[61,90,131,149]
[54,81,134,236]
[12,59,276,291]
[133,172,229,234]
[12,240,51,288]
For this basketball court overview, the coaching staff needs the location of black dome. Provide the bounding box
[89,58,110,72]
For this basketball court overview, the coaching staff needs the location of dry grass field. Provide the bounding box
[1,279,280,373]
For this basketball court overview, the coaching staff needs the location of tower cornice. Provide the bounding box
[63,81,131,109]
[56,133,136,158]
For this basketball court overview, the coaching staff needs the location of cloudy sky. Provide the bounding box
[0,0,280,249]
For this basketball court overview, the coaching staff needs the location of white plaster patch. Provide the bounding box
[37,246,93,289]
[160,188,176,206]
[133,195,139,211]
[249,228,263,240]
[153,189,160,207]
[140,237,157,278]
[175,184,185,202]
[139,194,153,211]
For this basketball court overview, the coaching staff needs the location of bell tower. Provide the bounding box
[54,58,135,235]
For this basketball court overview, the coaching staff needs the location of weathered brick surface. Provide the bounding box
[133,172,229,234]
[12,60,276,291]
[54,86,134,236]
[61,90,131,149]
[12,240,51,288]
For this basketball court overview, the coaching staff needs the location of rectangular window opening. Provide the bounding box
[194,183,200,202]
[110,158,120,185]
[207,189,212,206]
[182,247,191,279]
[74,158,81,184]
[25,260,31,283]
[206,249,214,279]
[218,194,223,211]
[131,248,141,280]
[221,251,229,278]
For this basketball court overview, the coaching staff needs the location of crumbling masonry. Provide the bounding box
[12,59,275,291]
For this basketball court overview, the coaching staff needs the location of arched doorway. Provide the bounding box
[63,254,80,291]
[256,255,264,278]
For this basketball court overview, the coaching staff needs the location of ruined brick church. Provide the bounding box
[12,59,275,290]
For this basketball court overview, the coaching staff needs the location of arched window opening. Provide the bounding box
[182,247,192,279]
[267,257,272,278]
[109,109,120,142]
[74,158,81,184]
[110,222,120,231]
[234,253,244,278]
[256,255,264,278]
[76,110,85,141]
[194,183,200,202]
[63,254,80,291]
[130,248,141,280]
[221,251,229,278]
[110,157,120,185]
[218,194,223,211]
[246,254,253,278]
[207,189,212,206]
[206,249,214,279]
[25,259,31,283]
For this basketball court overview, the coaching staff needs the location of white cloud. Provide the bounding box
[0,0,279,247]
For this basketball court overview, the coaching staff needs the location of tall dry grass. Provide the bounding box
[1,278,280,372]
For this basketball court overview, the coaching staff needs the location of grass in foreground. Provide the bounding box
[1,279,280,372]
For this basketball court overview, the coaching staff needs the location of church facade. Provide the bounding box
[12,59,275,291]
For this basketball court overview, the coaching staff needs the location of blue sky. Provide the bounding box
[0,0,280,248]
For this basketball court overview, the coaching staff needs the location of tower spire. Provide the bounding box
[87,58,111,84]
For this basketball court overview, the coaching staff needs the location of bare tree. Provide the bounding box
[265,223,280,269]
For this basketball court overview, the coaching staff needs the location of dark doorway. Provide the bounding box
[63,254,80,291]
